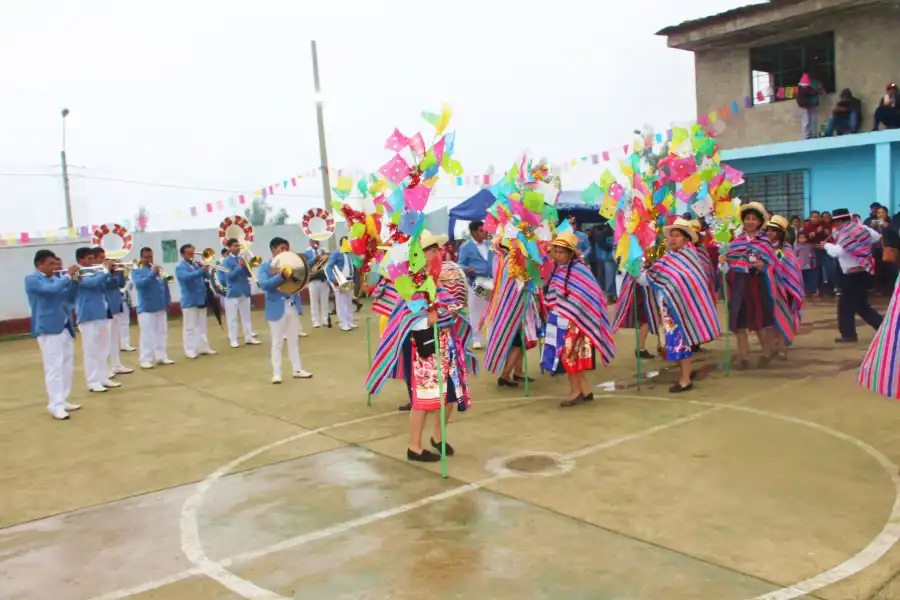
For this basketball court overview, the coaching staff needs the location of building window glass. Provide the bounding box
[750,32,835,106]
[731,171,807,217]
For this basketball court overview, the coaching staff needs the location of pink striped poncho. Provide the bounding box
[613,274,659,335]
[479,254,540,374]
[858,277,900,399]
[773,244,804,342]
[545,258,615,365]
[645,245,721,345]
[371,279,401,318]
[833,221,876,274]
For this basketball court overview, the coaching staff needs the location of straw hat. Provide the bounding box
[420,230,449,250]
[739,201,768,221]
[663,217,699,244]
[766,215,789,231]
[549,232,582,256]
[689,219,702,231]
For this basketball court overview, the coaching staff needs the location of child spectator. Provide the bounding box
[796,73,821,139]
[795,231,818,297]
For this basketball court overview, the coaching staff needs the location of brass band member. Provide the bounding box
[221,237,261,347]
[74,247,122,393]
[132,247,175,369]
[174,244,218,358]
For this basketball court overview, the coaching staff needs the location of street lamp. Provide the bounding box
[310,40,334,250]
[60,108,73,229]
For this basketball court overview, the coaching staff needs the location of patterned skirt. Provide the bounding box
[560,324,596,374]
[661,302,692,361]
[728,271,775,331]
[410,328,471,411]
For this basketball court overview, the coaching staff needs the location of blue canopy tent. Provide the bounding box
[555,190,605,227]
[447,188,496,240]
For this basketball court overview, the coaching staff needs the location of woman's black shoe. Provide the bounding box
[669,383,693,394]
[635,349,655,359]
[498,377,519,387]
[834,337,858,343]
[407,448,441,462]
[430,438,455,456]
[513,374,535,383]
[398,402,412,411]
[583,392,594,402]
[560,395,585,407]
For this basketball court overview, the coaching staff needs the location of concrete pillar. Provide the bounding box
[875,142,893,213]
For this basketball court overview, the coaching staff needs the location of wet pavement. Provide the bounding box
[2,300,900,599]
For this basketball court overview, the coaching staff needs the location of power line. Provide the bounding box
[0,173,59,177]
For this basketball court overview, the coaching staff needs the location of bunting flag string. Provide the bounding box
[0,85,801,246]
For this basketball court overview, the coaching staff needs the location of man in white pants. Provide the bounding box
[73,247,122,393]
[119,279,136,352]
[175,243,218,359]
[131,246,175,369]
[95,247,134,379]
[221,237,261,348]
[25,250,82,420]
[304,239,330,328]
[257,237,312,383]
[326,236,357,331]
[457,220,495,349]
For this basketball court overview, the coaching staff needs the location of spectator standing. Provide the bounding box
[873,83,900,130]
[824,89,861,136]
[795,231,818,297]
[796,73,821,139]
[871,205,895,294]
[864,203,882,228]
[821,211,838,295]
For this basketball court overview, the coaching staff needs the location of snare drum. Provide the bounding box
[472,276,494,300]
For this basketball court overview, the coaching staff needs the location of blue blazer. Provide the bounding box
[25,272,76,337]
[222,254,252,298]
[131,267,169,313]
[458,240,494,280]
[303,247,327,263]
[105,272,126,315]
[74,270,111,324]
[257,259,303,321]
[325,252,355,285]
[175,260,209,308]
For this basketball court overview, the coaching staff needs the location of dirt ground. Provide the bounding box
[2,299,900,600]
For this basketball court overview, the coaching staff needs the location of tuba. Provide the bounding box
[331,266,354,293]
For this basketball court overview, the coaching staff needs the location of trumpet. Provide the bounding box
[199,248,230,273]
[55,266,108,283]
[134,259,174,283]
[239,243,262,283]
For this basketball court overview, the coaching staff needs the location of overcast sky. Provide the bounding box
[0,0,751,235]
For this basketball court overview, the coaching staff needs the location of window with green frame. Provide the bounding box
[750,32,835,106]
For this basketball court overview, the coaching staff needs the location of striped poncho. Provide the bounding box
[773,244,804,342]
[725,230,780,310]
[859,276,900,399]
[545,258,615,366]
[371,278,401,318]
[613,274,659,335]
[479,254,540,374]
[645,245,721,345]
[833,221,876,274]
[365,288,479,396]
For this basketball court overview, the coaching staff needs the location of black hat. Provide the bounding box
[832,208,852,221]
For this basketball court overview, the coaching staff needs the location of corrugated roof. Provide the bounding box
[655,1,801,36]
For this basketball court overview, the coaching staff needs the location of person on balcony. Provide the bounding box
[824,89,861,136]
[873,83,900,130]
[796,73,822,139]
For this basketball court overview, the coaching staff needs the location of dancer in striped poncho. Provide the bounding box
[541,233,615,407]
[613,274,659,358]
[859,273,900,399]
[638,218,721,393]
[722,202,780,370]
[365,231,478,463]
[765,215,804,356]
[481,243,540,387]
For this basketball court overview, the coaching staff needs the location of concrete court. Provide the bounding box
[2,300,900,600]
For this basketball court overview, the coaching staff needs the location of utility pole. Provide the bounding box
[61,108,73,229]
[310,40,335,251]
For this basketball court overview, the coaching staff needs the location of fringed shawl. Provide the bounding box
[725,230,780,312]
[859,276,900,399]
[833,221,876,274]
[613,274,659,335]
[546,258,615,366]
[773,244,804,341]
[646,246,721,345]
[371,279,401,318]
[481,254,539,373]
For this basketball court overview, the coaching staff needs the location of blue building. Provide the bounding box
[722,130,900,218]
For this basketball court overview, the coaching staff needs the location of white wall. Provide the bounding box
[1,208,451,322]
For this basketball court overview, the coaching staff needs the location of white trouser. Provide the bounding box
[182,306,211,356]
[308,280,330,327]
[467,288,488,344]
[107,318,123,370]
[115,310,131,348]
[138,311,168,363]
[37,332,74,412]
[269,301,302,376]
[224,296,253,344]
[335,290,354,329]
[78,319,110,387]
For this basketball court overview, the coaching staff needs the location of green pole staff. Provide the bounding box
[433,320,448,478]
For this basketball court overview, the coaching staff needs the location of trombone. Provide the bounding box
[199,248,230,273]
[239,243,262,283]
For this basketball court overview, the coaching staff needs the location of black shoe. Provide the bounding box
[430,438,455,456]
[757,355,772,368]
[635,349,655,359]
[835,337,858,343]
[735,359,750,371]
[560,395,585,407]
[354,301,363,313]
[498,377,519,387]
[669,382,693,394]
[407,448,441,462]
[583,392,594,402]
[398,402,412,411]
[513,374,535,383]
